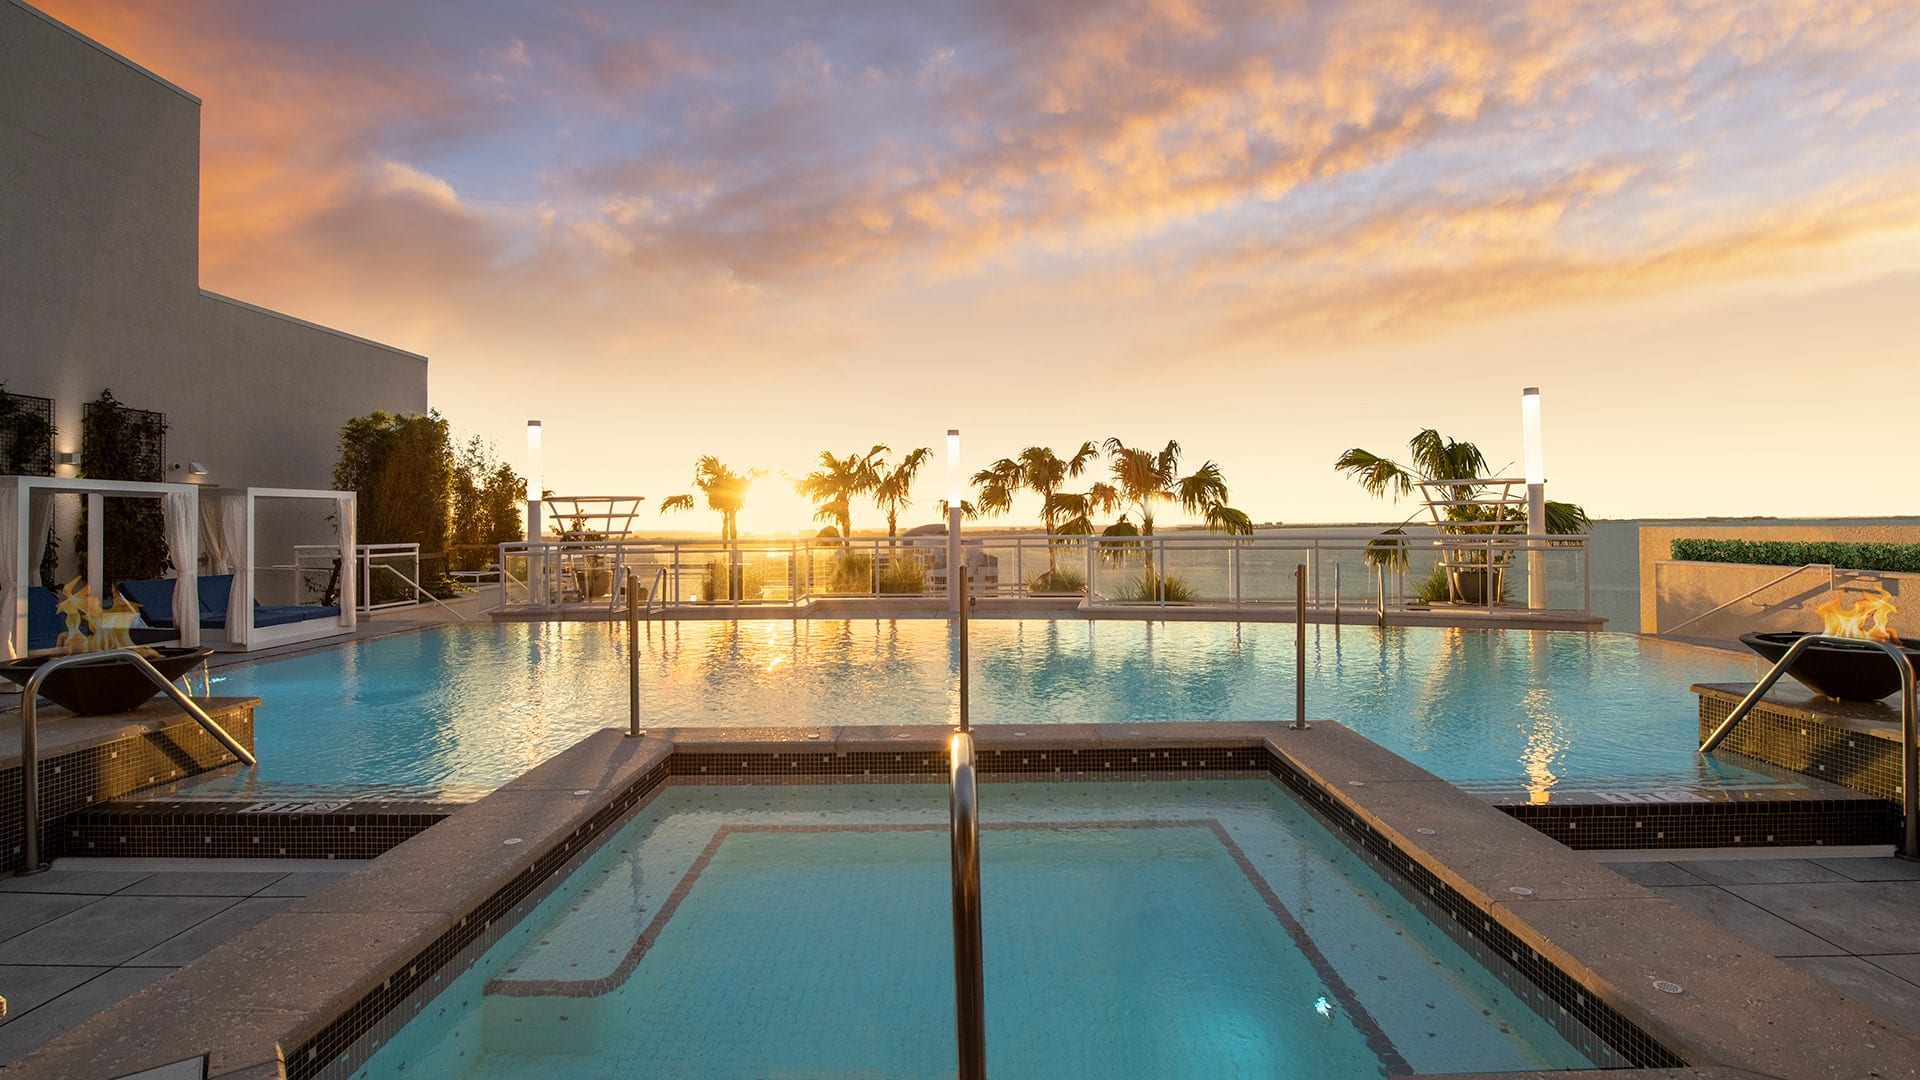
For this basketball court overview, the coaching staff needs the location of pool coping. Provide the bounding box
[7,721,1918,1079]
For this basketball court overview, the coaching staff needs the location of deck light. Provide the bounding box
[526,420,543,539]
[1521,389,1546,611]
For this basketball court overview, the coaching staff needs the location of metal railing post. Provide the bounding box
[17,649,255,875]
[957,567,970,731]
[949,729,986,1079]
[1293,564,1308,730]
[627,573,642,737]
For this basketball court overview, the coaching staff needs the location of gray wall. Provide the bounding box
[0,0,427,497]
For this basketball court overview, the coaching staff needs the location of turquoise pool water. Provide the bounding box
[201,620,1774,800]
[350,780,1604,1078]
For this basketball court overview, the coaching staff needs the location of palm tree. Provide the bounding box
[1333,429,1589,533]
[970,442,1109,579]
[660,456,761,601]
[796,446,886,540]
[1334,429,1590,602]
[1101,438,1253,596]
[871,447,932,538]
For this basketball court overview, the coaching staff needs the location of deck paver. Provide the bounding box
[0,894,98,945]
[1781,955,1920,1041]
[116,872,288,897]
[0,869,150,895]
[1606,861,1708,887]
[0,896,240,967]
[1678,858,1852,886]
[127,898,297,967]
[0,967,171,1065]
[1725,880,1920,955]
[0,965,108,1024]
[1648,885,1845,957]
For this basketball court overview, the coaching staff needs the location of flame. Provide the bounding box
[1814,588,1901,643]
[49,576,152,655]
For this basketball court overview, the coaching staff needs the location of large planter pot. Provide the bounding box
[1448,566,1505,605]
[0,647,214,716]
[1740,632,1920,703]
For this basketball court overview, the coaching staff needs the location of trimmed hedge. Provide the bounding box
[1671,538,1920,574]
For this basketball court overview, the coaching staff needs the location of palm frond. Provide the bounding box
[1333,448,1413,500]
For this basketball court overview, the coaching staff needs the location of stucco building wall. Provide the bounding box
[0,0,427,495]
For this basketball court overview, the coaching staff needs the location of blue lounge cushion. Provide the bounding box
[27,585,63,651]
[114,578,177,628]
[251,603,340,628]
[198,574,233,620]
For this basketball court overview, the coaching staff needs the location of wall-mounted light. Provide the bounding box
[170,461,210,480]
[55,450,80,467]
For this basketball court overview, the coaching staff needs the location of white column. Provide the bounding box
[1522,387,1547,610]
[527,420,544,605]
[947,429,962,613]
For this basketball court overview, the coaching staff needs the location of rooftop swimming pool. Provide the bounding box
[200,620,1775,801]
[351,779,1606,1079]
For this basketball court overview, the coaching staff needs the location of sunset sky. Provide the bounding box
[42,0,1920,536]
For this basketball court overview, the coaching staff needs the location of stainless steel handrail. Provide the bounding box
[1660,563,1835,637]
[1699,634,1917,860]
[17,649,256,875]
[642,566,668,617]
[949,729,986,1079]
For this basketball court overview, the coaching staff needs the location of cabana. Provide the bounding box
[2,475,202,659]
[189,487,357,651]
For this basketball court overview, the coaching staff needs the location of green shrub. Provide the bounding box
[828,553,874,592]
[877,555,928,594]
[1029,568,1086,595]
[1119,571,1198,602]
[1412,566,1450,604]
[1670,539,1920,574]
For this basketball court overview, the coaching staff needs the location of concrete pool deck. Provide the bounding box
[5,723,1920,1077]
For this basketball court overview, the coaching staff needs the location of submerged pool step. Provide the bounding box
[57,795,455,861]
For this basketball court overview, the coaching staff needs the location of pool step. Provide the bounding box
[1496,790,1899,850]
[54,795,454,861]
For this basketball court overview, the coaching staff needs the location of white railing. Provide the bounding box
[296,543,421,613]
[492,531,1591,616]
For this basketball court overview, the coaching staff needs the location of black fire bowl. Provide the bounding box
[1740,631,1920,703]
[0,646,215,716]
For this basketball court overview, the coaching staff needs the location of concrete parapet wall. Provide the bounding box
[1639,523,1920,634]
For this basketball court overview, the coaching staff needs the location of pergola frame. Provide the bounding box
[199,486,357,651]
[4,474,202,659]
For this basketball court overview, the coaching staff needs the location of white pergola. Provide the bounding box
[198,486,357,650]
[2,475,202,659]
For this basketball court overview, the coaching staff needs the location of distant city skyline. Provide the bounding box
[42,0,1920,535]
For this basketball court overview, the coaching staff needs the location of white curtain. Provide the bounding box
[199,495,232,574]
[28,490,53,585]
[1,484,18,658]
[224,495,250,644]
[160,490,199,646]
[336,494,357,627]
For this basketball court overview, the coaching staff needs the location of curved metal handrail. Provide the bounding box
[1699,634,1917,860]
[949,729,985,1079]
[16,648,256,875]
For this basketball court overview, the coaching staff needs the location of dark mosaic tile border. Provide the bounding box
[305,742,1683,1079]
[293,755,674,1080]
[1,703,256,874]
[1698,690,1907,803]
[1498,796,1897,850]
[669,745,1266,782]
[58,799,453,861]
[488,816,1412,1073]
[1260,745,1677,1070]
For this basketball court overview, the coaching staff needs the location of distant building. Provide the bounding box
[0,0,427,495]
